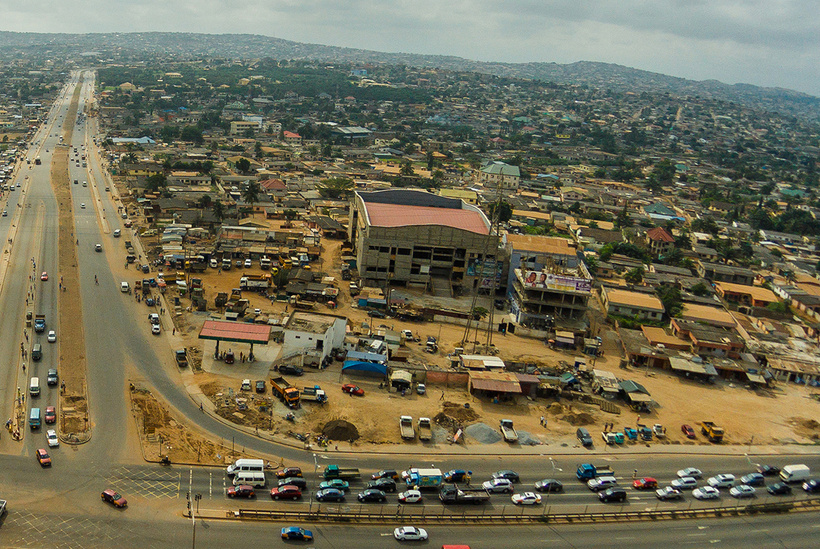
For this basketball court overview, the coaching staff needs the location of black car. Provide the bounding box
[278,365,304,376]
[315,488,345,502]
[367,478,397,492]
[357,489,387,503]
[367,309,386,319]
[767,482,792,495]
[371,469,400,481]
[255,380,266,393]
[599,487,627,503]
[757,465,780,477]
[47,369,58,386]
[492,470,520,483]
[279,477,307,489]
[534,479,563,493]
[803,479,820,493]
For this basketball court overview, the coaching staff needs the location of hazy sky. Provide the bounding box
[2,0,817,96]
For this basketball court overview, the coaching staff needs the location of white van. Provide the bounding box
[29,377,41,397]
[226,458,265,476]
[780,464,810,483]
[232,472,266,487]
[121,281,130,292]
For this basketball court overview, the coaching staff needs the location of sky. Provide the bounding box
[1,0,818,96]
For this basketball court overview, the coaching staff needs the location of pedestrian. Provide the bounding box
[540,416,545,427]
[632,469,637,480]
[172,327,175,335]
[200,403,203,412]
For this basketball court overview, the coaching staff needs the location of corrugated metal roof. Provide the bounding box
[199,320,271,344]
[364,203,489,234]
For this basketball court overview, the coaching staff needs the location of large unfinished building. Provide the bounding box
[349,190,501,295]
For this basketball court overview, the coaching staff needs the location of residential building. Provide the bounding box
[715,282,778,308]
[645,227,675,257]
[601,288,665,321]
[281,311,347,364]
[477,161,520,189]
[508,264,592,329]
[696,261,755,285]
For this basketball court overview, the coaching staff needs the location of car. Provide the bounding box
[271,485,303,500]
[367,309,386,319]
[95,243,102,252]
[2,210,6,217]
[729,485,756,499]
[372,469,400,481]
[393,526,428,541]
[80,203,85,209]
[341,384,364,396]
[255,380,266,393]
[534,478,563,493]
[633,477,658,490]
[41,271,48,281]
[44,406,56,424]
[278,365,304,376]
[681,424,696,438]
[149,313,160,325]
[511,492,542,505]
[757,464,780,476]
[101,489,127,508]
[276,467,303,479]
[707,474,736,488]
[357,488,387,502]
[740,473,765,487]
[397,490,423,503]
[655,486,684,501]
[443,469,471,483]
[36,448,52,467]
[280,526,313,541]
[319,479,350,492]
[279,477,308,490]
[227,484,255,498]
[692,486,721,500]
[598,487,627,503]
[244,259,252,268]
[209,258,218,268]
[802,479,820,493]
[670,477,699,490]
[47,330,56,343]
[46,429,59,447]
[767,482,792,495]
[368,478,397,492]
[151,324,161,335]
[483,478,514,493]
[492,470,520,483]
[315,488,345,502]
[240,379,252,391]
[587,476,618,492]
[677,467,703,479]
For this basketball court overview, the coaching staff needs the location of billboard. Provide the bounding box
[522,271,591,293]
[468,259,503,290]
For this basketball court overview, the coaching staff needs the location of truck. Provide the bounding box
[438,485,490,504]
[500,419,518,443]
[240,273,271,292]
[653,424,666,438]
[259,256,272,270]
[779,464,810,483]
[34,314,46,333]
[576,463,615,481]
[400,416,416,440]
[301,385,327,404]
[322,464,360,480]
[35,156,41,165]
[270,376,300,408]
[700,421,724,443]
[417,417,433,441]
[174,349,188,368]
[405,468,443,489]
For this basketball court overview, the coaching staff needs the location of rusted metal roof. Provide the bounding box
[364,203,489,234]
[199,320,271,344]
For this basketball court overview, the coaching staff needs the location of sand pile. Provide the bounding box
[322,419,360,441]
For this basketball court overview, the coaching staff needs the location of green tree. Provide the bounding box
[198,194,213,209]
[242,181,261,210]
[615,205,632,228]
[486,200,513,223]
[317,177,354,199]
[652,159,677,184]
[235,158,251,174]
[690,282,711,297]
[624,266,644,285]
[146,173,167,192]
[656,285,683,317]
[180,126,204,144]
[212,201,225,222]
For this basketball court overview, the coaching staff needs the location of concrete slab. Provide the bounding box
[201,339,281,379]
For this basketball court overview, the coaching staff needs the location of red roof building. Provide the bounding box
[646,227,675,256]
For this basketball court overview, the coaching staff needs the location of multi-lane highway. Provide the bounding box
[0,72,818,548]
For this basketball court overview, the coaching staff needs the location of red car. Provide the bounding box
[342,384,364,396]
[101,489,127,508]
[40,271,48,281]
[270,485,302,500]
[632,477,658,490]
[681,424,696,439]
[227,484,255,499]
[44,406,56,424]
[276,467,303,479]
[36,448,52,467]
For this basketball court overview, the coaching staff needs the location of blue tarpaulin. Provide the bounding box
[342,361,388,376]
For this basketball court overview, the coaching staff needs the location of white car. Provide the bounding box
[151,324,161,335]
[483,478,514,493]
[677,468,703,479]
[693,486,720,500]
[80,203,86,209]
[244,258,252,268]
[397,490,422,504]
[707,474,736,488]
[394,526,428,541]
[46,429,59,447]
[670,477,699,490]
[2,210,7,216]
[511,492,542,505]
[729,485,756,499]
[47,330,56,343]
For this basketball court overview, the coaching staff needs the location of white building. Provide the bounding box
[281,311,347,363]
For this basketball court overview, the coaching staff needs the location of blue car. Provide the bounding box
[319,479,350,492]
[444,469,472,483]
[281,526,313,541]
[315,488,345,502]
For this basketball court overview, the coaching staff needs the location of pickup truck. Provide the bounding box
[323,465,360,480]
[653,424,666,438]
[400,416,416,440]
[500,419,518,443]
[439,485,490,504]
[34,313,46,333]
[417,417,433,441]
[576,463,614,481]
[301,385,327,404]
[623,426,638,440]
[638,425,653,441]
[174,349,188,368]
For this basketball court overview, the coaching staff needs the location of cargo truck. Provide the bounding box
[301,385,327,404]
[439,485,490,504]
[34,314,46,333]
[323,465,360,480]
[270,376,300,408]
[418,418,433,441]
[400,416,416,440]
[239,273,271,292]
[576,463,615,481]
[405,468,443,490]
[700,421,724,443]
[500,419,518,443]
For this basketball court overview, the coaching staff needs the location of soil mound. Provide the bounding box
[323,419,360,441]
[441,401,480,423]
[561,412,595,426]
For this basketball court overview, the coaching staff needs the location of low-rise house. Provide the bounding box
[601,287,665,321]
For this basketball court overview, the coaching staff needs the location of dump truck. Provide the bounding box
[215,292,228,308]
[322,465,360,480]
[240,273,271,292]
[439,485,490,504]
[301,385,327,404]
[700,421,724,443]
[576,463,615,481]
[500,419,518,443]
[417,417,433,441]
[400,416,416,440]
[405,468,443,489]
[259,256,272,270]
[34,314,46,333]
[270,376,300,408]
[174,349,188,368]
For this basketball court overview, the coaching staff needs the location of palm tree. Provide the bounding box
[212,201,225,222]
[242,182,261,213]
